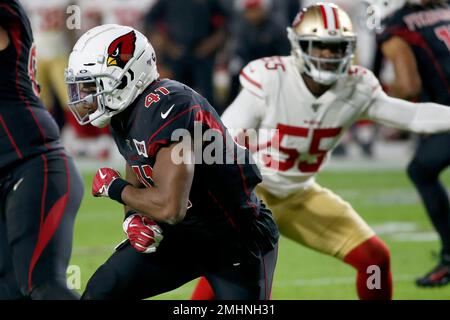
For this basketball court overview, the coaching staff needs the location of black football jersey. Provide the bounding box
[0,0,61,169]
[110,79,278,253]
[377,2,450,104]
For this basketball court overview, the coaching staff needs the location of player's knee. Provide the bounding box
[345,236,390,271]
[406,159,426,182]
[407,158,439,184]
[365,237,390,270]
[82,264,119,300]
[407,159,425,183]
[30,279,80,300]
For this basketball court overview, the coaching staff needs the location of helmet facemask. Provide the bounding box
[65,69,115,126]
[287,3,357,86]
[301,38,355,85]
[288,27,356,85]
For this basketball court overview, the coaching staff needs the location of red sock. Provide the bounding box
[191,277,215,300]
[344,236,393,300]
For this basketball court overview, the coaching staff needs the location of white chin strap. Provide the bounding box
[88,91,131,128]
[300,49,353,86]
[91,116,111,128]
[90,73,144,128]
[303,54,342,85]
[90,111,111,128]
[307,67,339,85]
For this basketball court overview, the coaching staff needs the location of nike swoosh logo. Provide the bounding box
[99,169,107,179]
[161,104,175,119]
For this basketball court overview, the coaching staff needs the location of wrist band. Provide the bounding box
[108,178,131,205]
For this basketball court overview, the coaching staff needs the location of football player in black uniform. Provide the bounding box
[375,0,450,286]
[0,0,83,299]
[65,24,279,300]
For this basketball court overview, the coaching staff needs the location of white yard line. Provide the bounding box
[372,221,438,242]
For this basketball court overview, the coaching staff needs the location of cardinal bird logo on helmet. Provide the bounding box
[107,31,137,68]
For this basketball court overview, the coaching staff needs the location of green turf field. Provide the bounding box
[70,169,450,299]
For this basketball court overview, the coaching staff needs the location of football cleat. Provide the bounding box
[416,261,450,287]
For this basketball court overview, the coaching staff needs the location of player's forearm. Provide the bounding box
[121,185,186,225]
[368,94,450,134]
[407,102,450,134]
[221,88,263,131]
[124,164,143,215]
[381,37,423,100]
[120,145,193,224]
[387,81,421,100]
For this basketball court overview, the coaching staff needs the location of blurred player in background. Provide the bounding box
[227,0,290,105]
[21,0,113,160]
[65,24,278,300]
[0,0,83,299]
[303,0,381,158]
[144,0,227,109]
[192,2,450,300]
[373,0,450,287]
[20,0,74,127]
[101,0,156,32]
[76,0,103,34]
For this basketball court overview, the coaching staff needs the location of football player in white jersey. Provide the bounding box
[22,0,114,159]
[191,2,450,300]
[21,0,73,115]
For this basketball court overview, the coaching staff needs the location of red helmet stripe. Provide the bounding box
[332,7,340,29]
[319,5,329,29]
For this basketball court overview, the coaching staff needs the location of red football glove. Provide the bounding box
[92,168,121,197]
[123,214,163,253]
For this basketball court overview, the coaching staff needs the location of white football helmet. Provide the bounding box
[287,3,356,85]
[65,24,159,128]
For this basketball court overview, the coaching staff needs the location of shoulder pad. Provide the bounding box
[239,59,267,98]
[239,57,287,99]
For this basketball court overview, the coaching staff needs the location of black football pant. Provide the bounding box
[0,150,84,299]
[407,132,450,258]
[82,229,277,300]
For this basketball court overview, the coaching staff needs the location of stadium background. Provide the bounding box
[21,0,450,299]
